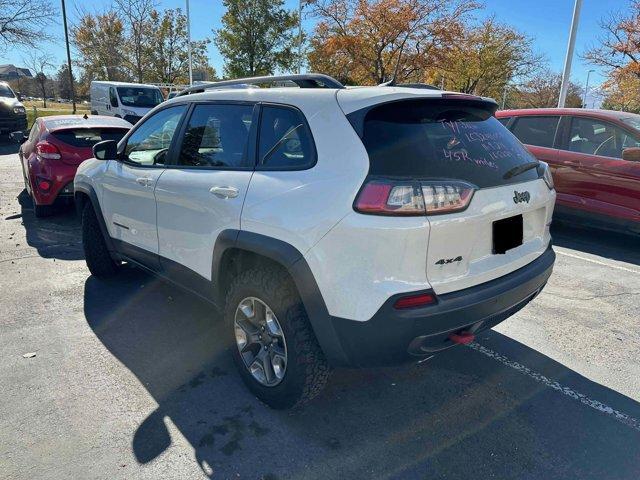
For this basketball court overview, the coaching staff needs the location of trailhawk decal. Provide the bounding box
[513,190,531,204]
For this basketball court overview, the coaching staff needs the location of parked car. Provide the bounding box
[16,115,131,217]
[0,81,27,136]
[496,108,640,235]
[75,74,556,409]
[90,81,164,125]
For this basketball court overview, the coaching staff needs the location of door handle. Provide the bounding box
[209,186,239,199]
[136,177,152,187]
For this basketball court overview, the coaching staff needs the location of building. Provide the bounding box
[0,64,33,81]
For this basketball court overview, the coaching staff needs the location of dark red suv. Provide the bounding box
[16,115,130,217]
[496,108,640,235]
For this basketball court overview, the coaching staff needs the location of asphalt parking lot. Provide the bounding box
[1,140,640,480]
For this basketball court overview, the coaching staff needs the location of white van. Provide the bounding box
[90,81,164,125]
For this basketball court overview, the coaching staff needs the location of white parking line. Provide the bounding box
[468,342,640,432]
[556,249,640,275]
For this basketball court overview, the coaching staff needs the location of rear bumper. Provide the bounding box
[325,247,555,367]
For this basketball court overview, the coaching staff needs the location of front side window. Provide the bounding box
[124,105,186,165]
[511,116,559,148]
[109,87,118,107]
[0,83,15,98]
[258,106,315,169]
[116,87,163,108]
[568,117,640,159]
[177,103,253,168]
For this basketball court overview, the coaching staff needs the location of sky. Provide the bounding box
[0,0,632,106]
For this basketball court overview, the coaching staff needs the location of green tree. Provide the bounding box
[147,8,212,85]
[214,0,298,78]
[56,64,76,100]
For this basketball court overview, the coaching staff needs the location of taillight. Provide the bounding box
[394,292,437,309]
[35,142,61,160]
[354,178,475,216]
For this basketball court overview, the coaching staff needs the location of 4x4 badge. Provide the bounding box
[513,190,531,204]
[435,256,463,265]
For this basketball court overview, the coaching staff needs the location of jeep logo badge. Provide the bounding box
[513,190,530,204]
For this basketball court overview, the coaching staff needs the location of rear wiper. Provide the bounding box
[502,161,539,179]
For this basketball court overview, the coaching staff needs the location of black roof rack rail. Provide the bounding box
[175,73,345,97]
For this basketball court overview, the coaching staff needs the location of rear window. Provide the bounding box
[51,128,129,148]
[355,99,539,188]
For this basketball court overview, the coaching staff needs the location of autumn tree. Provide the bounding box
[308,0,478,85]
[508,70,583,109]
[214,0,299,77]
[72,11,129,82]
[583,1,640,112]
[440,17,543,99]
[146,8,212,84]
[0,0,57,52]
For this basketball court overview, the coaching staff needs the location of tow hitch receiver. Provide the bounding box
[449,331,475,345]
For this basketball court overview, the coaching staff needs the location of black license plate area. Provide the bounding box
[493,215,523,254]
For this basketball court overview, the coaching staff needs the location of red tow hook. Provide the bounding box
[449,331,475,345]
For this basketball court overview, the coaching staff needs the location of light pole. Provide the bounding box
[558,0,583,107]
[61,0,76,113]
[298,0,314,74]
[582,69,595,108]
[186,0,193,85]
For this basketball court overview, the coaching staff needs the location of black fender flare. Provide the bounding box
[212,230,350,366]
[74,183,117,255]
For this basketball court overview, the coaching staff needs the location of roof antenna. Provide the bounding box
[83,113,88,120]
[379,43,405,87]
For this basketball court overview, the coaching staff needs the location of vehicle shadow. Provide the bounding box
[84,270,640,479]
[0,140,19,155]
[15,189,83,260]
[551,222,640,266]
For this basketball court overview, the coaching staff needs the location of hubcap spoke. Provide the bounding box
[234,297,288,387]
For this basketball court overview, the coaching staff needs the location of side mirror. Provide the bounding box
[110,97,118,108]
[10,131,27,144]
[622,147,640,162]
[93,140,118,160]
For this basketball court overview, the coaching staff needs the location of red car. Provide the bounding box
[16,115,130,217]
[496,108,640,235]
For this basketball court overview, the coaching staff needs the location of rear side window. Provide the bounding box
[52,128,128,148]
[511,116,559,148]
[177,103,253,168]
[356,99,539,188]
[258,105,315,169]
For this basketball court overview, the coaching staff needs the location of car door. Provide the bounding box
[556,115,640,224]
[155,102,257,288]
[100,104,187,269]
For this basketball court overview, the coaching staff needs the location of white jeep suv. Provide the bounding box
[75,74,556,409]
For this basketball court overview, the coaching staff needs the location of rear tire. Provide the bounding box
[225,266,330,409]
[82,202,118,278]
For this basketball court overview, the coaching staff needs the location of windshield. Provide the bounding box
[116,87,163,108]
[0,84,15,98]
[354,99,539,188]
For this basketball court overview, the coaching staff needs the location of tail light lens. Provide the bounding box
[394,292,437,309]
[354,178,475,216]
[35,142,61,160]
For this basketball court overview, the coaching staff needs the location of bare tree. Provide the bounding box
[0,0,58,52]
[24,51,55,108]
[114,0,158,83]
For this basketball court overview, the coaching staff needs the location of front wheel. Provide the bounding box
[225,266,330,409]
[82,202,118,278]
